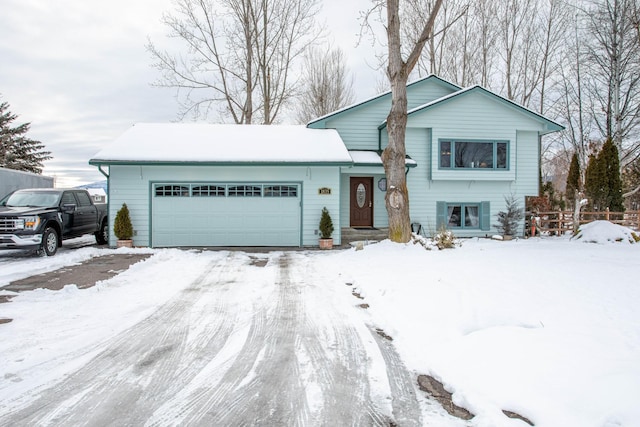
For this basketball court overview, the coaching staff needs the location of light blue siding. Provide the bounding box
[107,165,341,247]
[407,91,543,182]
[326,82,553,238]
[318,78,458,151]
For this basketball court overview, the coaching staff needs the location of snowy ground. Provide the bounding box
[0,222,639,426]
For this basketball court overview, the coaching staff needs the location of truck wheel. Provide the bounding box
[95,219,108,245]
[42,227,59,256]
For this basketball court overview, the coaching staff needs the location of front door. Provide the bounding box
[350,177,373,227]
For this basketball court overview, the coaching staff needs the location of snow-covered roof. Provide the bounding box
[86,188,106,197]
[90,123,353,165]
[349,150,417,167]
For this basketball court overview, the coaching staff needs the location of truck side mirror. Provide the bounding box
[62,203,77,213]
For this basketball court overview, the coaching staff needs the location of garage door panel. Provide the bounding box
[152,183,300,247]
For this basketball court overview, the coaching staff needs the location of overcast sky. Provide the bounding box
[0,0,380,187]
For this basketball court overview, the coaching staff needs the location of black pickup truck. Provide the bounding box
[0,188,108,256]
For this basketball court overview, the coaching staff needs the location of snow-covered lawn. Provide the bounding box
[0,221,638,426]
[315,222,640,427]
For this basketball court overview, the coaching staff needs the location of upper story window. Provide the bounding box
[440,140,508,170]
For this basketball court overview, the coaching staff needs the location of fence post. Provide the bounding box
[606,207,610,221]
[558,210,563,234]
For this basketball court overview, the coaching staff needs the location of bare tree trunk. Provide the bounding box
[573,195,582,234]
[384,0,442,243]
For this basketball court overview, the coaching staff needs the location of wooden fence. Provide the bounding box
[526,209,640,236]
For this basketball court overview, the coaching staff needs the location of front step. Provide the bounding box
[340,227,389,246]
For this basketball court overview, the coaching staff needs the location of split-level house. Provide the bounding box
[90,75,563,247]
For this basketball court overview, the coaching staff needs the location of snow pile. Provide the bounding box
[572,220,639,244]
[317,234,640,427]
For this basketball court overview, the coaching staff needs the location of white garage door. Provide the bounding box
[152,183,301,247]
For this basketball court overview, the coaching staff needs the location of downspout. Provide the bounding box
[97,165,109,179]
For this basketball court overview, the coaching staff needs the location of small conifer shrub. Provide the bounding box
[114,203,133,240]
[494,194,524,236]
[319,207,334,239]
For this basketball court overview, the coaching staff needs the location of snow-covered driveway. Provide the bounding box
[0,250,421,426]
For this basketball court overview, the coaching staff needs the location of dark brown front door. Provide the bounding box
[350,177,373,227]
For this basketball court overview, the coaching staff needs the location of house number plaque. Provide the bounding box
[318,187,332,195]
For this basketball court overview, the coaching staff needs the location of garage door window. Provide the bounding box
[228,185,262,197]
[156,185,189,197]
[154,183,299,198]
[264,185,298,197]
[192,185,225,197]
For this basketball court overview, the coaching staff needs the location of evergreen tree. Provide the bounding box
[600,138,624,212]
[584,139,624,212]
[584,152,604,210]
[494,194,524,236]
[0,99,51,174]
[319,207,334,239]
[114,203,134,240]
[566,152,581,203]
[622,159,640,210]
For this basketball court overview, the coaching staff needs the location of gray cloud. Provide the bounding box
[1,0,379,187]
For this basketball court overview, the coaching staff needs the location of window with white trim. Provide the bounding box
[439,140,508,169]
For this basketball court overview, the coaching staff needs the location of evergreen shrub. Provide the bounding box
[114,203,133,240]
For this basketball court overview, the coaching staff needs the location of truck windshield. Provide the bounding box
[5,192,60,207]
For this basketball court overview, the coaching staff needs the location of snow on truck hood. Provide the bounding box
[90,123,354,165]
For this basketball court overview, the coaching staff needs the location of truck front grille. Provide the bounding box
[0,217,19,232]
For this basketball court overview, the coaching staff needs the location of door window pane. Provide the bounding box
[356,183,366,208]
[75,191,92,207]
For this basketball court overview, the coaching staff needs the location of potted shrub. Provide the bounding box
[318,207,334,249]
[494,194,524,240]
[114,203,134,248]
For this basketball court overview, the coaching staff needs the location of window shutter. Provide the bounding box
[481,201,491,230]
[436,201,446,229]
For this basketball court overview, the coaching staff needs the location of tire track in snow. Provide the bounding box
[1,251,423,426]
[202,253,309,426]
[0,252,241,426]
[370,326,423,426]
